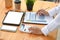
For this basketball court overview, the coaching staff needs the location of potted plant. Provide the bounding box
[26,0,35,11]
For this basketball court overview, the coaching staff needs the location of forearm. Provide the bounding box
[41,13,60,36]
[48,5,60,16]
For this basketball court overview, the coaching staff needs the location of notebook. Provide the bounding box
[24,12,53,24]
[19,24,31,33]
[3,11,24,26]
[1,25,17,32]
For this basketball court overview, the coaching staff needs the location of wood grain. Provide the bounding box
[0,0,58,40]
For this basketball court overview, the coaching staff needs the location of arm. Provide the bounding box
[29,4,60,35]
[37,4,60,16]
[41,13,60,36]
[48,5,60,16]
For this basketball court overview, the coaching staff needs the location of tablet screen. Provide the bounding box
[3,11,24,26]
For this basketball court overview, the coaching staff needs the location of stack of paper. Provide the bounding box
[24,12,53,24]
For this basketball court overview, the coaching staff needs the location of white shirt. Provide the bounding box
[41,4,60,36]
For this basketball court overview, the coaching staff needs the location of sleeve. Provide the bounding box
[41,13,60,36]
[48,5,60,16]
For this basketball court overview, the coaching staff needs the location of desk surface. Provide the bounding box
[0,0,58,40]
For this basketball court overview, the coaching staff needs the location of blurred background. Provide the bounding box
[39,0,60,3]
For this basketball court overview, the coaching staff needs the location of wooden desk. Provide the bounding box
[0,0,58,40]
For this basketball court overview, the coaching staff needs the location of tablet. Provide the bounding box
[1,25,17,32]
[3,11,24,26]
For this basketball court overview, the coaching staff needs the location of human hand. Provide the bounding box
[37,9,49,16]
[29,27,43,35]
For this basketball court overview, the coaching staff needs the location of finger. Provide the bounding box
[37,9,42,13]
[37,9,45,15]
[41,9,49,15]
[37,12,41,16]
[29,27,37,32]
[36,10,40,15]
[37,11,42,16]
[36,12,39,15]
[38,12,44,16]
[28,27,34,31]
[42,11,48,16]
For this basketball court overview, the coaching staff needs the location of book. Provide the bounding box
[24,12,53,24]
[1,25,17,32]
[3,11,24,26]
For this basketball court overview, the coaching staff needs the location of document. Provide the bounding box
[24,12,53,24]
[3,11,24,26]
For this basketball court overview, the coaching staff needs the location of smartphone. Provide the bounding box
[19,24,31,33]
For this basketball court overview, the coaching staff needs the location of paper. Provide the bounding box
[19,24,31,33]
[1,25,17,32]
[24,12,53,24]
[0,27,1,30]
[56,28,60,40]
[3,11,24,26]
